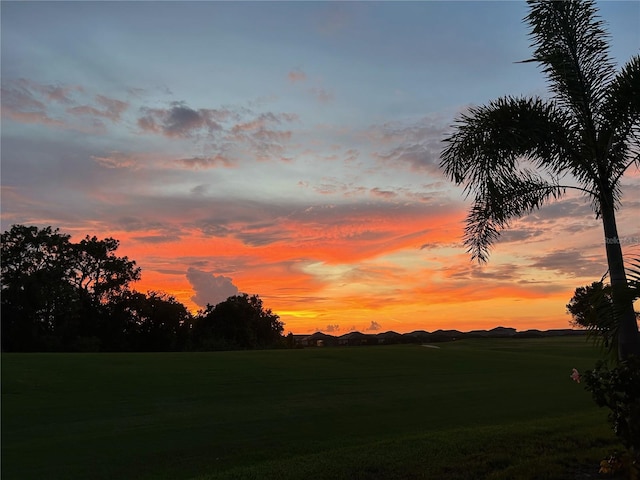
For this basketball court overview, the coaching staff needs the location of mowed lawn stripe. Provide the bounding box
[1,338,609,479]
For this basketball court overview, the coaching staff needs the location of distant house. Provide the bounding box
[300,332,338,347]
[402,330,431,344]
[431,329,463,340]
[295,326,586,348]
[376,331,403,345]
[487,326,517,337]
[513,329,545,338]
[338,331,374,346]
[290,334,309,346]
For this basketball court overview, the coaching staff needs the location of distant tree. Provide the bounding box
[439,0,640,359]
[193,294,284,350]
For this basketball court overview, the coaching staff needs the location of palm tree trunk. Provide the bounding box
[601,199,640,359]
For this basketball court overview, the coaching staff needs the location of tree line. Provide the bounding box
[1,225,284,352]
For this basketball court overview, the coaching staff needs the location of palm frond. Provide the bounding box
[599,55,640,185]
[441,96,579,192]
[463,172,565,262]
[440,96,583,262]
[524,0,615,128]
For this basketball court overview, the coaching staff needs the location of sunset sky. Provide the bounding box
[2,1,639,335]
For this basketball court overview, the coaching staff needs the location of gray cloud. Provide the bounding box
[4,79,300,175]
[1,80,47,111]
[370,187,398,199]
[186,267,240,308]
[373,142,441,174]
[236,228,291,247]
[178,154,236,169]
[520,198,594,224]
[1,79,122,130]
[369,117,448,175]
[138,102,227,138]
[496,228,545,244]
[116,217,175,233]
[2,78,82,106]
[137,104,298,165]
[0,81,64,126]
[365,321,381,331]
[528,249,607,279]
[196,200,295,245]
[28,80,83,104]
[91,151,138,169]
[344,149,360,163]
[228,112,297,161]
[307,178,370,197]
[131,234,181,244]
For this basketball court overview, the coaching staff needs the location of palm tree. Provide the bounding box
[439,0,639,359]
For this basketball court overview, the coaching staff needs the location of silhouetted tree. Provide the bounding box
[193,294,284,350]
[68,235,141,345]
[567,282,616,349]
[1,225,285,352]
[70,235,141,303]
[129,291,192,351]
[568,282,613,328]
[95,290,140,351]
[440,0,639,359]
[1,225,76,350]
[1,225,141,351]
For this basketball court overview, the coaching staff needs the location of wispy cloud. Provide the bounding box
[370,188,398,199]
[288,69,307,83]
[91,151,138,169]
[178,154,236,169]
[67,95,128,122]
[528,249,606,278]
[309,87,334,103]
[0,79,109,128]
[369,117,448,175]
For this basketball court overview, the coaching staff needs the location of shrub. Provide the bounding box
[583,356,640,477]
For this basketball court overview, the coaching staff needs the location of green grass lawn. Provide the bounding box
[1,338,621,479]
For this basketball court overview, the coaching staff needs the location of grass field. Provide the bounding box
[1,337,622,479]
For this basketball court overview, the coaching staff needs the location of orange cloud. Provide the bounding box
[67,95,128,123]
[288,69,307,83]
